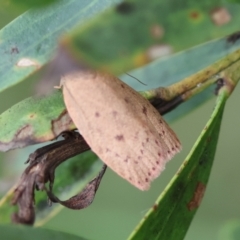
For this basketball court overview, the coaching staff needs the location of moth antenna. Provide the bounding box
[125,73,147,86]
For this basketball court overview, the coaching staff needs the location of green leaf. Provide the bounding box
[0,2,25,29]
[218,220,240,240]
[0,90,75,152]
[9,0,60,9]
[0,224,86,240]
[1,0,240,92]
[0,0,120,92]
[63,0,240,74]
[128,87,228,240]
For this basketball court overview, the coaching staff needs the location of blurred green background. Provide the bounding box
[1,2,240,240]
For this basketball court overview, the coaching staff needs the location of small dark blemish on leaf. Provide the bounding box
[153,204,158,211]
[187,182,206,211]
[29,114,35,119]
[214,78,225,95]
[150,24,164,39]
[11,47,19,54]
[116,2,135,14]
[189,11,199,19]
[227,31,240,44]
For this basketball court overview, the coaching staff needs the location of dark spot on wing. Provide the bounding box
[115,135,124,141]
[112,110,118,117]
[145,178,149,182]
[227,31,240,44]
[142,106,147,115]
[95,112,100,117]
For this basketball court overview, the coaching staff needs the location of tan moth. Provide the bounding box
[60,69,181,190]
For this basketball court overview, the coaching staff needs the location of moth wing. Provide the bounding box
[62,71,181,190]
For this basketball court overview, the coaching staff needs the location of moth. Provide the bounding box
[60,69,181,190]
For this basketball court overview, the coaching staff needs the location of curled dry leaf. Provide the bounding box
[61,67,182,190]
[11,131,105,225]
[46,164,107,209]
